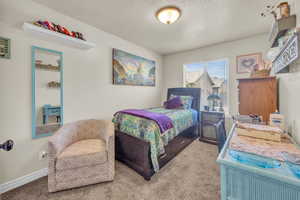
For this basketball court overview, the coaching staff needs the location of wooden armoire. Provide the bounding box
[237,77,278,123]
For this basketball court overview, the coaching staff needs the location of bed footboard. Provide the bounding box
[115,125,198,180]
[115,131,154,180]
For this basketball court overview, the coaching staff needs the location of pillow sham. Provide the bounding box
[164,96,182,109]
[170,94,193,109]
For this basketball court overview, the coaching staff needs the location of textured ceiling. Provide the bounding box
[33,0,278,55]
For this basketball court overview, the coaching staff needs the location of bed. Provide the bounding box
[113,88,201,180]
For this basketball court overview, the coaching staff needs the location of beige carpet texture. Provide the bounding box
[2,141,220,200]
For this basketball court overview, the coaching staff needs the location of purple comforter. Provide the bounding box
[116,109,173,133]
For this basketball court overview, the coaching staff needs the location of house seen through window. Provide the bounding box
[183,59,228,113]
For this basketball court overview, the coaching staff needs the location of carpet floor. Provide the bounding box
[2,141,220,200]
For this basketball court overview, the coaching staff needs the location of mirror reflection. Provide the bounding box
[32,46,63,138]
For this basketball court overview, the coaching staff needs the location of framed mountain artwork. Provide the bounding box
[112,49,156,86]
[236,53,262,74]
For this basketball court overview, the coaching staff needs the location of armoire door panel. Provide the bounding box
[238,77,277,123]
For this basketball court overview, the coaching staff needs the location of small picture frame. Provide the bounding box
[236,53,262,74]
[0,37,11,59]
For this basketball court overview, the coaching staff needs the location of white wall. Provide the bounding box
[162,34,269,116]
[0,0,162,185]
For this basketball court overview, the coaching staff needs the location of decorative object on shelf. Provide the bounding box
[32,46,63,139]
[35,63,60,71]
[113,49,156,86]
[250,60,271,78]
[33,20,85,41]
[262,1,296,48]
[23,23,95,50]
[277,2,290,19]
[261,1,290,20]
[268,15,296,48]
[156,6,181,24]
[272,32,299,74]
[0,36,10,59]
[278,35,291,47]
[236,53,262,73]
[250,68,270,78]
[48,81,61,88]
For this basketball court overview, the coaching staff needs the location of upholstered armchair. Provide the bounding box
[48,119,114,192]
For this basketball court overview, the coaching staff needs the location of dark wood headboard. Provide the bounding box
[167,88,201,112]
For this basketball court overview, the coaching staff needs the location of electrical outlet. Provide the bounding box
[39,151,48,160]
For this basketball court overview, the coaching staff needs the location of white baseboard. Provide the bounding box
[0,168,48,194]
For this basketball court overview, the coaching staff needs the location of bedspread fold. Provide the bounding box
[115,109,173,133]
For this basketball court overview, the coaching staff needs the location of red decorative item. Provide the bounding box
[71,31,77,37]
[37,20,45,27]
[38,21,49,29]
[74,32,80,39]
[57,25,64,34]
[62,27,71,36]
[44,21,55,31]
[52,23,59,32]
[34,20,86,41]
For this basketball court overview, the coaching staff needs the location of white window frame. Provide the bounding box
[183,58,230,113]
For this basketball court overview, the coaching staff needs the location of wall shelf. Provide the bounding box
[23,22,96,50]
[268,15,296,48]
[36,63,60,71]
[272,32,299,74]
[48,81,61,88]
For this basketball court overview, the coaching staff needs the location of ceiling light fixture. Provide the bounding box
[156,6,181,24]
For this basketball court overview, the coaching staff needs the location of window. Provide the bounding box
[183,59,228,113]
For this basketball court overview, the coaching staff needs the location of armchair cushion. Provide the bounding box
[56,139,107,171]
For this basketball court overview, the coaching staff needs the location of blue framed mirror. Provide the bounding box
[32,46,63,139]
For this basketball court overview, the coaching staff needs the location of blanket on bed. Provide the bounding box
[116,109,173,133]
[113,107,198,172]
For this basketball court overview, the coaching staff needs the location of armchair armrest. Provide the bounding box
[97,120,114,150]
[48,122,80,192]
[95,120,115,153]
[100,121,114,180]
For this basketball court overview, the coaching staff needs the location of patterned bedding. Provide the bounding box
[113,107,198,172]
